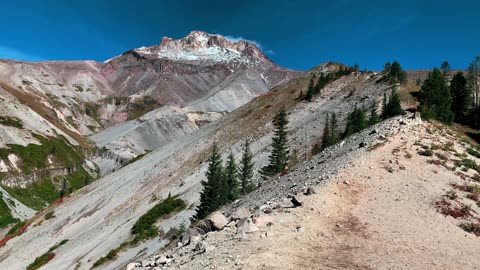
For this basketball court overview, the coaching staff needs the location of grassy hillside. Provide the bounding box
[0,193,18,229]
[0,135,84,174]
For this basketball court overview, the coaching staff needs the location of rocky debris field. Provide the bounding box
[125,111,480,270]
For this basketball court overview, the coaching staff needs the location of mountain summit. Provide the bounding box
[126,31,270,64]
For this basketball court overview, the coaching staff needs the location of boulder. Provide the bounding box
[232,207,250,220]
[190,234,202,246]
[181,228,200,245]
[290,196,302,207]
[236,218,259,235]
[414,112,422,124]
[156,255,168,265]
[141,260,155,267]
[207,211,228,230]
[253,214,274,227]
[194,241,215,253]
[126,262,140,270]
[305,187,316,196]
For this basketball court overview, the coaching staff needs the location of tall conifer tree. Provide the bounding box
[420,68,454,124]
[239,140,255,195]
[224,153,239,202]
[261,109,289,177]
[450,72,470,123]
[195,144,224,220]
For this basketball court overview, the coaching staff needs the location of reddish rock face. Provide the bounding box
[101,31,303,105]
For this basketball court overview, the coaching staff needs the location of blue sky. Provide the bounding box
[0,0,478,70]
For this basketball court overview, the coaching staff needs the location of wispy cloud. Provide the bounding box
[217,34,275,55]
[0,45,44,62]
[222,35,263,49]
[264,49,275,55]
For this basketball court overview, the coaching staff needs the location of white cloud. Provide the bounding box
[217,34,275,55]
[219,34,263,49]
[0,45,44,62]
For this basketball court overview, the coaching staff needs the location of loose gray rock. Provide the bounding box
[231,207,250,220]
[236,218,259,235]
[126,262,141,270]
[182,228,201,245]
[156,255,168,265]
[305,187,316,196]
[290,196,302,207]
[207,211,228,230]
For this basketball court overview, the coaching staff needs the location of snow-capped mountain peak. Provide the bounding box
[131,31,270,64]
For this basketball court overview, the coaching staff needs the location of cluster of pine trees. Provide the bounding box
[314,89,403,153]
[196,109,291,219]
[383,61,407,84]
[305,66,354,101]
[419,56,480,127]
[195,141,255,220]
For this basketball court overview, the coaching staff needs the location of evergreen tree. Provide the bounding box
[343,105,367,138]
[195,144,225,220]
[467,56,480,127]
[383,61,406,83]
[384,89,404,118]
[420,68,454,124]
[381,92,388,119]
[320,113,331,150]
[305,75,316,101]
[450,72,470,123]
[384,62,392,73]
[390,61,407,83]
[224,153,239,202]
[368,102,380,125]
[313,73,326,95]
[441,61,451,77]
[330,112,338,144]
[239,140,255,195]
[261,109,289,177]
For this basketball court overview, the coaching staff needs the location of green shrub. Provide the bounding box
[467,185,480,193]
[45,211,55,220]
[26,240,68,270]
[0,116,23,128]
[459,223,480,236]
[458,159,480,172]
[6,220,26,236]
[430,144,440,150]
[435,152,448,161]
[446,190,458,200]
[131,196,186,242]
[91,241,129,268]
[467,148,480,159]
[418,149,433,156]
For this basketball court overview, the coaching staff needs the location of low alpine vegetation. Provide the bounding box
[26,239,68,270]
[93,196,186,268]
[131,195,186,242]
[459,222,480,236]
[0,116,23,128]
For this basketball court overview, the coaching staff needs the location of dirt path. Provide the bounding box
[242,126,480,270]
